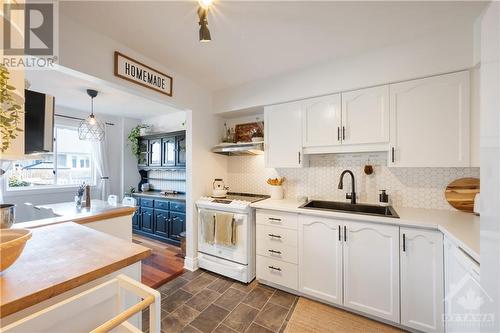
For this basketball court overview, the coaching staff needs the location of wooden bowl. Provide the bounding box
[0,228,32,272]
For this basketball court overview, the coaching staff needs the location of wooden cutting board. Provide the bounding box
[445,177,480,213]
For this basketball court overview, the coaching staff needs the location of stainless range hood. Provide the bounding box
[211,141,264,156]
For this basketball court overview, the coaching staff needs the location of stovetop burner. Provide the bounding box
[211,192,269,203]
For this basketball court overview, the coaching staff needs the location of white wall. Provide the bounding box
[142,111,187,134]
[480,2,500,331]
[214,25,475,113]
[57,11,225,269]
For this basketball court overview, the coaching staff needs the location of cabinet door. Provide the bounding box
[401,228,444,332]
[176,134,186,166]
[265,101,304,168]
[132,208,141,230]
[154,209,169,238]
[444,239,481,333]
[298,215,342,305]
[302,94,341,147]
[137,139,149,166]
[169,212,186,243]
[140,208,154,233]
[389,71,470,167]
[343,221,400,323]
[341,85,389,145]
[162,136,176,167]
[149,139,162,166]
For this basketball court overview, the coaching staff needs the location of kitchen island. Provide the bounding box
[0,222,151,328]
[15,200,137,241]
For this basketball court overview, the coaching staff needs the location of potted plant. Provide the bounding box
[0,64,23,153]
[127,124,150,158]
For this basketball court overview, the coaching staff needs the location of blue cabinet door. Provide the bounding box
[132,207,141,230]
[154,209,169,238]
[169,212,186,243]
[141,208,154,233]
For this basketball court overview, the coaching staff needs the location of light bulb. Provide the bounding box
[199,0,212,9]
[88,115,96,125]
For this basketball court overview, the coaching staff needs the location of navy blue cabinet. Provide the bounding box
[140,207,154,233]
[137,131,186,169]
[154,209,169,238]
[132,207,141,230]
[133,196,186,246]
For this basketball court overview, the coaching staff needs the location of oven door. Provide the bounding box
[198,208,249,265]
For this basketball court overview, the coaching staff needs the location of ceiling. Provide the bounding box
[61,1,486,92]
[26,69,181,119]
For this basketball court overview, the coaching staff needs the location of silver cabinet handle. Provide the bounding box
[268,233,281,239]
[268,249,282,254]
[268,217,282,222]
[268,266,281,271]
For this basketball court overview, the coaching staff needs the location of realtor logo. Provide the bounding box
[2,2,58,69]
[444,274,495,330]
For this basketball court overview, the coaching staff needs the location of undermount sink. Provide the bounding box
[299,200,399,218]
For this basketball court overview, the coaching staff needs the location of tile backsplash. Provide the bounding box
[148,169,186,192]
[226,153,479,211]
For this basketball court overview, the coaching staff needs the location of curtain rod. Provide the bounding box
[55,114,115,126]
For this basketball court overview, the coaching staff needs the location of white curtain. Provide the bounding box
[0,161,12,203]
[91,127,110,201]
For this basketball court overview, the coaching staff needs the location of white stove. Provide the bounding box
[195,193,268,283]
[196,193,267,213]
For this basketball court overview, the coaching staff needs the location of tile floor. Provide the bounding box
[143,269,298,333]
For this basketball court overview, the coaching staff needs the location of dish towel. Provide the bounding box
[215,212,236,246]
[201,211,215,244]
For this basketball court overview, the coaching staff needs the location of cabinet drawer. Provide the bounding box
[169,201,186,212]
[154,200,169,210]
[256,210,298,229]
[257,255,298,290]
[140,198,154,208]
[256,238,297,264]
[256,225,297,247]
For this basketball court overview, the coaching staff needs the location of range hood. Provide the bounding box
[211,141,264,156]
[24,89,55,154]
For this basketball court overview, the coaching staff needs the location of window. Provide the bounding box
[7,125,95,190]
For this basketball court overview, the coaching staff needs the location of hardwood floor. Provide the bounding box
[132,234,185,288]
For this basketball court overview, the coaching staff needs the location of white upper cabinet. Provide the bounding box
[298,215,342,305]
[400,228,444,333]
[341,85,389,145]
[389,71,470,167]
[302,94,341,148]
[265,101,305,168]
[343,221,400,323]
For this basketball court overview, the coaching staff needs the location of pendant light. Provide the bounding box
[79,89,105,141]
[197,0,212,42]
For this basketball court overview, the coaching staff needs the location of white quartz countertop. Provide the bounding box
[250,198,480,262]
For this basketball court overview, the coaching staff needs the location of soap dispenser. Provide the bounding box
[379,190,389,207]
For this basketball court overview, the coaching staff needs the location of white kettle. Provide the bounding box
[212,178,229,198]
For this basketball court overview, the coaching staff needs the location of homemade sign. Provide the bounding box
[114,51,173,96]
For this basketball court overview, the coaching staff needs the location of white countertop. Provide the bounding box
[251,198,480,262]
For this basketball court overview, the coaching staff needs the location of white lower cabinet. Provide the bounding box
[342,221,400,323]
[298,215,343,305]
[257,210,448,332]
[444,238,481,333]
[400,228,444,332]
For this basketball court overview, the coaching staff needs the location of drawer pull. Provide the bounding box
[268,249,282,255]
[268,217,282,222]
[268,265,281,271]
[268,233,282,239]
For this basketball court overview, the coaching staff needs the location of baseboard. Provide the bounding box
[183,256,199,271]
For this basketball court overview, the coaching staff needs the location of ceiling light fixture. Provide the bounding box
[79,89,105,141]
[198,0,213,10]
[197,5,211,42]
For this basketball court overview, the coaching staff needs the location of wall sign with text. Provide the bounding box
[114,51,173,96]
